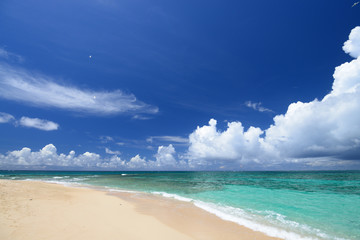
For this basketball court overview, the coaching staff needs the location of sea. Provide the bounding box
[1,171,359,240]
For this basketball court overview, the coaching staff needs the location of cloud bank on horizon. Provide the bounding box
[0,144,181,170]
[1,27,360,170]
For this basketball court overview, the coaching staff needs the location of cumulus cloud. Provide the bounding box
[0,144,185,170]
[19,117,59,131]
[186,26,360,169]
[0,144,124,169]
[245,101,273,113]
[187,119,272,167]
[127,154,147,169]
[154,144,177,167]
[0,112,15,123]
[0,63,158,116]
[343,26,360,58]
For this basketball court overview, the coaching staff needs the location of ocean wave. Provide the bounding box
[19,177,87,188]
[107,188,139,194]
[72,177,87,181]
[86,175,99,178]
[43,180,75,186]
[151,191,193,202]
[148,191,344,240]
[120,173,138,176]
[195,201,320,240]
[256,210,344,240]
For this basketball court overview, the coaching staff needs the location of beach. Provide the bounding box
[0,179,279,240]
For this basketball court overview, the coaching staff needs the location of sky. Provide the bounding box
[0,0,360,170]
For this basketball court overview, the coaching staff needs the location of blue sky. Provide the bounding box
[0,0,360,170]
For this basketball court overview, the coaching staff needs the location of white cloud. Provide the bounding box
[127,155,147,169]
[0,63,158,116]
[343,26,360,58]
[105,147,121,155]
[0,144,183,170]
[0,112,15,123]
[154,144,177,167]
[0,144,125,169]
[245,101,273,113]
[146,136,188,144]
[187,119,272,167]
[99,136,114,143]
[186,26,360,168]
[0,112,58,131]
[132,115,153,120]
[0,48,24,62]
[19,117,59,131]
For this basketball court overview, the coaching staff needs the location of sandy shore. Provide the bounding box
[0,180,280,240]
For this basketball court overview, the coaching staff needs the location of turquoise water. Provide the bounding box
[1,171,359,240]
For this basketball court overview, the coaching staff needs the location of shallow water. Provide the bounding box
[1,171,359,240]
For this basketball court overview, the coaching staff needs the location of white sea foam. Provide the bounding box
[148,191,335,240]
[193,201,319,240]
[21,177,86,188]
[107,188,139,194]
[53,176,63,179]
[257,210,339,240]
[43,180,79,187]
[72,177,86,181]
[121,174,127,176]
[151,191,193,202]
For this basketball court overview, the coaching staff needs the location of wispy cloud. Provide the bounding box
[0,112,58,131]
[99,136,114,143]
[244,101,273,113]
[0,48,24,63]
[105,147,121,155]
[146,135,188,144]
[0,112,15,123]
[0,63,158,116]
[18,117,59,131]
[132,114,153,120]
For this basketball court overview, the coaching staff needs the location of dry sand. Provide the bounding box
[0,180,280,240]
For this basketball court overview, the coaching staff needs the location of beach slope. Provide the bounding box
[0,180,278,240]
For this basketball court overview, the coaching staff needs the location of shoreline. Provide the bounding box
[0,179,280,240]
